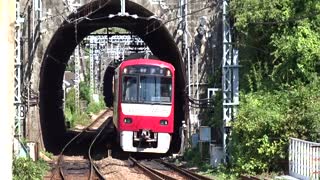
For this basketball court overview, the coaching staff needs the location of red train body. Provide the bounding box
[113,58,175,153]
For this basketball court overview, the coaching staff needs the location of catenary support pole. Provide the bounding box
[0,0,16,179]
[75,45,80,111]
[222,0,239,163]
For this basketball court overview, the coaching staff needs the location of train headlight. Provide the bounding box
[166,70,171,76]
[123,68,127,74]
[160,120,168,125]
[140,67,147,73]
[124,118,132,124]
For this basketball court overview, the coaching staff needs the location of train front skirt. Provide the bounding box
[120,131,171,153]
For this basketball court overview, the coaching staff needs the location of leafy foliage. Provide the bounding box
[184,148,238,179]
[65,88,76,114]
[64,87,106,128]
[13,157,49,180]
[80,81,90,103]
[231,0,320,90]
[221,1,320,174]
[230,80,320,173]
[86,96,106,114]
[183,147,212,172]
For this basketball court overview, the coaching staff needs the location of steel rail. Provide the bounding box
[156,160,213,180]
[239,175,261,180]
[50,108,112,180]
[87,108,113,130]
[88,117,112,180]
[139,162,176,180]
[128,157,168,180]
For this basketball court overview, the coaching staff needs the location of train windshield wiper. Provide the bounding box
[150,102,172,105]
[150,102,161,105]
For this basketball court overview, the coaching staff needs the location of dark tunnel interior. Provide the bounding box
[40,0,187,154]
[103,66,115,108]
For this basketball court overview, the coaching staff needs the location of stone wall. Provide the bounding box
[20,0,68,148]
[20,0,221,148]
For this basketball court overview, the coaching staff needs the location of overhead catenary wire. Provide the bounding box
[143,4,213,37]
[67,0,112,24]
[54,0,213,36]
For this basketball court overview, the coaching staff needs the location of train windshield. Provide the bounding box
[122,75,172,104]
[122,76,138,102]
[139,76,172,104]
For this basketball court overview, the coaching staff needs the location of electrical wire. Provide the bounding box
[47,54,68,66]
[67,0,112,24]
[143,5,212,37]
[145,1,214,32]
[74,3,212,36]
[45,0,71,22]
[21,0,31,17]
[55,0,213,35]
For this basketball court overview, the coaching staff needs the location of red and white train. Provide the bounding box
[113,58,175,153]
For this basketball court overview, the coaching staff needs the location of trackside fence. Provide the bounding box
[289,138,320,180]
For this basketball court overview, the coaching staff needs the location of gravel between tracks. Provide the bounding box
[95,157,151,180]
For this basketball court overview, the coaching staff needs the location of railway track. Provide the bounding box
[156,159,213,180]
[48,108,113,180]
[87,108,113,131]
[46,108,213,180]
[129,157,213,180]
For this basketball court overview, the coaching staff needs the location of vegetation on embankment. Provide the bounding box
[203,0,320,176]
[64,85,106,128]
[230,80,320,173]
[65,58,106,128]
[13,157,49,180]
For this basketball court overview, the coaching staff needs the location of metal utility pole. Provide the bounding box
[67,1,82,109]
[182,0,188,59]
[32,0,42,41]
[14,0,25,139]
[74,45,80,111]
[89,36,95,94]
[120,0,126,15]
[222,0,239,162]
[180,0,191,138]
[94,50,100,94]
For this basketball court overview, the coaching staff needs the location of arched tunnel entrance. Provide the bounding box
[40,0,187,154]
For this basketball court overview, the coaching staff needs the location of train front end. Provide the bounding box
[114,59,175,153]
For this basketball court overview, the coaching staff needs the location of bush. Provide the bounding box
[230,80,320,174]
[183,147,213,172]
[64,86,106,128]
[86,96,106,114]
[184,147,238,179]
[79,81,90,103]
[13,157,49,180]
[70,112,91,127]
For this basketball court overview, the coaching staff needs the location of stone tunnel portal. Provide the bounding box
[40,0,186,153]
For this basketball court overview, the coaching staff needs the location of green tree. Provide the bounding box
[231,0,320,89]
[224,0,320,175]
